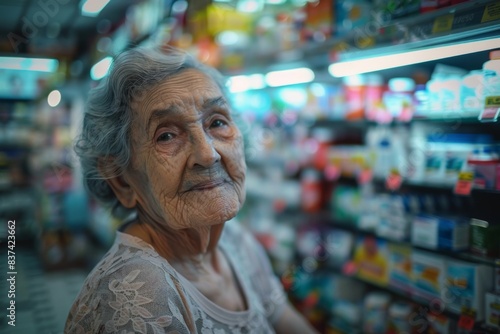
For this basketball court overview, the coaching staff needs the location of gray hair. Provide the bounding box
[75,46,229,217]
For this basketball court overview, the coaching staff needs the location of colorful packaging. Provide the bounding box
[301,169,322,213]
[412,214,469,251]
[343,75,366,120]
[383,77,416,122]
[443,260,493,320]
[412,251,446,301]
[363,292,391,334]
[365,74,384,121]
[303,0,334,41]
[387,301,415,334]
[353,236,389,286]
[324,229,355,268]
[388,244,413,293]
[426,313,456,334]
[331,185,362,223]
[461,70,484,112]
[485,292,500,329]
[470,218,500,258]
[481,50,500,122]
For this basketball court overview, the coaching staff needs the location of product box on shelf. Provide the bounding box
[411,251,446,301]
[387,301,417,334]
[426,313,457,334]
[411,214,469,251]
[496,267,500,294]
[353,235,389,286]
[330,185,362,224]
[485,292,500,329]
[388,243,413,293]
[324,228,355,268]
[443,260,493,320]
[470,218,500,258]
[363,292,391,334]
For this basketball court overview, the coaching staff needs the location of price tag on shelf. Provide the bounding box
[457,314,475,331]
[432,13,454,34]
[480,96,500,122]
[482,2,500,23]
[324,164,341,181]
[385,170,402,191]
[458,307,476,331]
[454,171,474,196]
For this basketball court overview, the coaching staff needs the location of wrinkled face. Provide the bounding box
[125,68,246,230]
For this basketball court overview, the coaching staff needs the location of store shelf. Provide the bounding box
[311,111,500,129]
[333,0,500,61]
[328,219,500,267]
[222,0,500,74]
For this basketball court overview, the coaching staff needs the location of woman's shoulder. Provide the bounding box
[65,233,191,333]
[89,231,176,279]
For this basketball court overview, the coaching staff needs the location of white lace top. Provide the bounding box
[65,221,287,334]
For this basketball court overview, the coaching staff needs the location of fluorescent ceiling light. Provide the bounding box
[0,57,58,72]
[329,37,500,77]
[81,0,111,17]
[90,56,113,80]
[237,0,263,13]
[265,67,315,87]
[228,74,265,93]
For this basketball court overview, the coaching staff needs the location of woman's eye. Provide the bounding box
[210,119,227,128]
[157,132,175,142]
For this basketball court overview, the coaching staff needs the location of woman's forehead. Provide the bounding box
[132,69,224,113]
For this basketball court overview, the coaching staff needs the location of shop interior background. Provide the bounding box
[1,0,500,333]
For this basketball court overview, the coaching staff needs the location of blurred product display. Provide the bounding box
[0,0,500,333]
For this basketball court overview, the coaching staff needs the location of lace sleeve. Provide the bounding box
[240,228,288,325]
[65,257,195,334]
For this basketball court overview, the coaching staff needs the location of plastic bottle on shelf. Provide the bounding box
[461,70,484,113]
[374,137,393,178]
[311,127,334,171]
[414,84,429,117]
[383,77,416,122]
[467,138,499,189]
[482,50,500,120]
[300,168,322,213]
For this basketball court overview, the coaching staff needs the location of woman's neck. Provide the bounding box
[122,215,225,273]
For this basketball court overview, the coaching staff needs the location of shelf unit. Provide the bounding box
[222,0,500,74]
[231,1,500,333]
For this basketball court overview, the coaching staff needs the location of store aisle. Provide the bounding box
[0,248,88,334]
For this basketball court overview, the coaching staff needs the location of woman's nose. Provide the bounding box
[188,130,221,169]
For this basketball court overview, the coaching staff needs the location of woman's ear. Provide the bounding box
[98,158,137,209]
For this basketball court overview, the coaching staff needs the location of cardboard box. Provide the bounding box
[412,251,446,301]
[485,292,500,329]
[443,260,493,320]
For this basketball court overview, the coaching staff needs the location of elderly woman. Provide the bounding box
[65,46,317,334]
